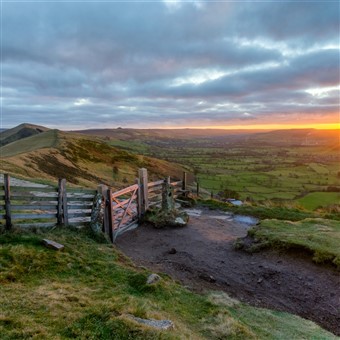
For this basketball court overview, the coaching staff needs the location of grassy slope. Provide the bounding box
[0,130,184,189]
[248,218,340,268]
[0,227,336,340]
[297,192,340,210]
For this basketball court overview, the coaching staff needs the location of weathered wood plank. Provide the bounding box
[66,188,96,194]
[171,180,182,187]
[67,204,93,210]
[11,195,58,201]
[12,213,57,220]
[111,184,138,198]
[42,239,64,251]
[12,205,58,211]
[136,178,142,220]
[67,212,92,218]
[4,174,12,230]
[10,186,57,193]
[139,168,149,214]
[64,197,94,202]
[148,179,164,188]
[107,188,114,242]
[112,195,137,210]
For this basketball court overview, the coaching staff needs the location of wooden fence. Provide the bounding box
[0,174,96,229]
[1,169,189,241]
[101,169,188,242]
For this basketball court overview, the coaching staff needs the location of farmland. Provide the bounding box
[98,129,340,209]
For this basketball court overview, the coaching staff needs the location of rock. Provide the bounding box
[174,217,186,225]
[168,248,177,254]
[198,273,216,283]
[126,315,174,330]
[42,239,64,251]
[146,273,161,285]
[257,278,263,283]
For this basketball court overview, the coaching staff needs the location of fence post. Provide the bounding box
[107,188,114,242]
[97,185,109,234]
[182,171,187,197]
[138,168,149,215]
[162,176,174,212]
[136,178,142,220]
[57,179,68,226]
[182,172,187,191]
[196,181,200,197]
[4,174,12,230]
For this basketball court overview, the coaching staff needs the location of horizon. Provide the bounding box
[2,122,339,132]
[2,2,339,129]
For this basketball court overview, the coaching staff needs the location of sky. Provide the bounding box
[1,0,339,130]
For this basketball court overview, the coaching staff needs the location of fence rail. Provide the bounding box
[1,169,190,241]
[0,174,96,229]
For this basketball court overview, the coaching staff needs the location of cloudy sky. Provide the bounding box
[1,1,339,130]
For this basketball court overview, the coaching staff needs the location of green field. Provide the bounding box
[297,192,340,210]
[109,135,340,208]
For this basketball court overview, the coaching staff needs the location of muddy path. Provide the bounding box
[116,208,340,335]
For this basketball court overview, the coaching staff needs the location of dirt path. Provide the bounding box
[116,208,340,335]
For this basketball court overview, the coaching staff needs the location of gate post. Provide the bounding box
[107,188,114,242]
[138,168,149,215]
[96,184,109,235]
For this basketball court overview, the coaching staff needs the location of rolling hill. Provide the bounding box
[0,124,184,188]
[0,123,49,147]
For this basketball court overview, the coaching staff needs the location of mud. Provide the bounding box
[116,208,340,335]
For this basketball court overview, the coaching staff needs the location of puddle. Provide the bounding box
[233,215,258,225]
[184,208,258,226]
[184,209,202,217]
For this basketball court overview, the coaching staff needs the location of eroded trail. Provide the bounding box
[116,208,340,335]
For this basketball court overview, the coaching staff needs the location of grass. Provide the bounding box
[0,227,336,339]
[297,192,340,211]
[247,218,340,268]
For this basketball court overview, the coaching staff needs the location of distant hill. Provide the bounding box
[246,129,339,146]
[73,128,264,140]
[0,123,49,147]
[0,125,184,188]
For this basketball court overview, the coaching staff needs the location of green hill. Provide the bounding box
[0,123,49,147]
[0,126,184,188]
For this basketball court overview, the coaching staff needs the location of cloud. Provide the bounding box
[2,2,339,129]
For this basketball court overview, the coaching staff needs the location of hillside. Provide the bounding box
[0,127,184,188]
[0,123,49,147]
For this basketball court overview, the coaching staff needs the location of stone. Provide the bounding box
[146,273,161,285]
[90,193,105,234]
[42,239,64,250]
[174,217,186,225]
[168,248,177,254]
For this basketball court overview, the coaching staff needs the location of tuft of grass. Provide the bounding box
[0,227,336,339]
[247,218,340,268]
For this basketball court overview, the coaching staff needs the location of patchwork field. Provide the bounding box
[100,129,339,210]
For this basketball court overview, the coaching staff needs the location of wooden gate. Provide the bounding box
[107,183,140,242]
